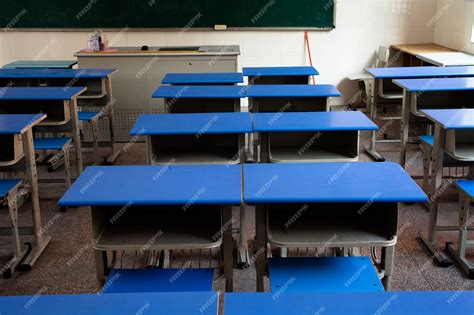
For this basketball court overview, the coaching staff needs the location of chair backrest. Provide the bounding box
[375,46,390,68]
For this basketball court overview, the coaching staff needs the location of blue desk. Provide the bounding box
[0,87,86,174]
[269,257,384,292]
[105,268,214,293]
[246,84,340,112]
[251,111,377,163]
[243,66,319,84]
[59,164,240,291]
[0,69,120,165]
[0,114,50,276]
[162,72,244,85]
[364,67,474,162]
[3,60,77,69]
[418,109,474,267]
[225,292,474,315]
[132,113,252,164]
[0,292,218,315]
[393,77,474,167]
[153,85,245,113]
[367,66,474,78]
[244,162,427,291]
[0,68,116,79]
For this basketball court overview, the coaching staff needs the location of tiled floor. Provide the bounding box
[1,133,474,296]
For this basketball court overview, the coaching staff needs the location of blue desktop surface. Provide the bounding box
[3,60,77,69]
[131,112,253,135]
[421,109,474,129]
[251,111,377,132]
[245,84,340,98]
[162,72,244,84]
[59,165,242,207]
[0,68,116,79]
[269,257,384,293]
[393,77,474,92]
[0,114,46,134]
[243,66,319,77]
[0,292,218,315]
[244,162,427,204]
[0,87,86,100]
[153,85,246,98]
[366,66,474,78]
[104,268,214,293]
[225,291,474,315]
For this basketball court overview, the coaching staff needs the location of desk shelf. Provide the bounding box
[0,134,23,166]
[92,206,223,251]
[0,101,70,126]
[446,129,474,161]
[265,131,359,163]
[165,98,239,113]
[251,97,327,112]
[266,203,397,248]
[149,134,243,165]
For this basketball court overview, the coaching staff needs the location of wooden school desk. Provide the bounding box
[131,112,252,165]
[394,77,474,167]
[419,109,474,266]
[153,85,245,113]
[417,52,474,67]
[225,291,474,315]
[0,114,50,273]
[0,68,119,164]
[246,84,340,112]
[243,66,319,84]
[162,72,244,85]
[365,66,474,161]
[391,43,455,67]
[244,162,427,292]
[2,60,77,69]
[0,87,86,174]
[251,111,377,163]
[59,164,241,292]
[0,291,218,315]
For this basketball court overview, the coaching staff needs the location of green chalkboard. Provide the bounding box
[0,0,335,29]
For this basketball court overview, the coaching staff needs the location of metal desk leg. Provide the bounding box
[91,117,100,162]
[365,78,385,162]
[255,204,267,292]
[69,99,83,175]
[447,191,474,278]
[399,90,411,167]
[94,249,107,288]
[19,129,51,269]
[381,245,395,290]
[105,78,120,165]
[419,125,452,266]
[222,205,234,292]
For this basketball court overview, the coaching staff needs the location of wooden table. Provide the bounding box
[391,43,455,67]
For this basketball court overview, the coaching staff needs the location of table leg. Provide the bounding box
[365,78,385,162]
[381,245,395,290]
[94,249,107,288]
[222,205,234,292]
[419,124,452,266]
[69,99,83,174]
[19,129,51,269]
[255,204,267,292]
[105,77,120,164]
[399,90,411,167]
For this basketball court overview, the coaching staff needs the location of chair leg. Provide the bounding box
[91,118,100,162]
[63,147,72,189]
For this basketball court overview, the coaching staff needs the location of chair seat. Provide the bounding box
[78,111,100,121]
[0,179,22,199]
[348,73,372,81]
[379,91,403,99]
[455,180,474,198]
[420,135,434,147]
[34,137,72,150]
[269,257,384,293]
[103,268,214,293]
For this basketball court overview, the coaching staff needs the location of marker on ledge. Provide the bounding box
[214,24,227,31]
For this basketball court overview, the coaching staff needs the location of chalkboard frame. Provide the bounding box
[0,0,336,31]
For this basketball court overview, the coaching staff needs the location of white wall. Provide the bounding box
[434,0,474,53]
[0,0,437,104]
